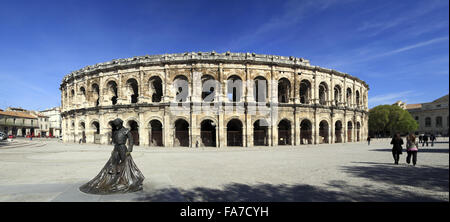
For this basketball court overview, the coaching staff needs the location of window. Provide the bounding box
[425,117,431,127]
[436,116,442,127]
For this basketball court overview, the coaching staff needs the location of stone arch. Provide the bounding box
[278,119,292,145]
[278,78,291,103]
[227,118,243,146]
[201,74,217,102]
[79,121,86,143]
[174,118,189,147]
[253,119,269,146]
[91,83,100,107]
[149,75,163,103]
[299,79,312,104]
[346,87,352,106]
[125,119,140,146]
[318,82,328,105]
[227,75,243,102]
[173,75,189,102]
[300,119,312,144]
[253,76,268,102]
[79,86,86,100]
[356,121,361,142]
[126,78,139,104]
[149,119,163,146]
[91,120,100,144]
[334,85,342,106]
[334,120,343,143]
[106,80,119,105]
[355,90,360,106]
[319,120,329,144]
[200,119,217,147]
[347,121,353,142]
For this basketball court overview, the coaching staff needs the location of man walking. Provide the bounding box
[430,134,436,147]
[422,134,429,147]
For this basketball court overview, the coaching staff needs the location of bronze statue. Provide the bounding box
[79,118,144,194]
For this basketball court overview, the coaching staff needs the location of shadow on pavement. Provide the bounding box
[135,180,445,202]
[342,162,449,193]
[369,148,449,153]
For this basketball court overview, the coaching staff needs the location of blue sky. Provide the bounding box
[0,0,448,110]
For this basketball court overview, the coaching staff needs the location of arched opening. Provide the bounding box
[347,121,353,142]
[227,119,243,146]
[174,119,189,147]
[253,76,267,102]
[80,86,86,103]
[346,88,352,106]
[319,82,328,105]
[21,128,26,137]
[201,75,216,102]
[356,90,360,106]
[201,119,216,147]
[127,120,139,146]
[149,76,163,102]
[174,75,189,103]
[149,120,163,146]
[126,78,139,104]
[278,78,291,103]
[253,119,269,146]
[334,85,341,106]
[107,81,118,105]
[335,121,343,143]
[79,122,86,143]
[92,121,100,144]
[299,80,311,104]
[319,120,329,144]
[278,119,292,145]
[227,75,242,102]
[91,84,100,107]
[70,89,75,105]
[356,122,361,142]
[300,119,312,144]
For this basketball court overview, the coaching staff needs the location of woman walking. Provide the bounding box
[390,133,403,165]
[406,133,419,166]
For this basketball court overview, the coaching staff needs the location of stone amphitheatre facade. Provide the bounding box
[60,52,369,147]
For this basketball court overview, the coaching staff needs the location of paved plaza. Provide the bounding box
[0,138,448,202]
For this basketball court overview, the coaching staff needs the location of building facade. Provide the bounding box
[60,52,369,147]
[405,94,449,136]
[0,107,40,137]
[40,107,62,137]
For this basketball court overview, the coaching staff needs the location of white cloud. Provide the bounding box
[369,90,424,107]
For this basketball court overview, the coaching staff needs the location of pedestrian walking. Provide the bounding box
[418,134,423,144]
[422,134,429,147]
[367,136,371,145]
[406,133,419,166]
[390,133,403,165]
[430,134,436,147]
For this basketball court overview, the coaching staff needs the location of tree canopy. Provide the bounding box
[369,105,418,137]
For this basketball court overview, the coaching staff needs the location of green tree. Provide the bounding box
[369,104,418,137]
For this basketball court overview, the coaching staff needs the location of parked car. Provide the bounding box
[0,132,7,140]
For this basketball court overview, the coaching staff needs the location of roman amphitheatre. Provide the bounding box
[60,52,369,147]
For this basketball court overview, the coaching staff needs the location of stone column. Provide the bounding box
[313,110,318,144]
[218,111,225,148]
[295,110,301,146]
[247,115,253,147]
[330,113,334,144]
[268,126,273,146]
[139,112,147,146]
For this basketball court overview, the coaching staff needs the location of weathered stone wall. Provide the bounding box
[60,52,369,147]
